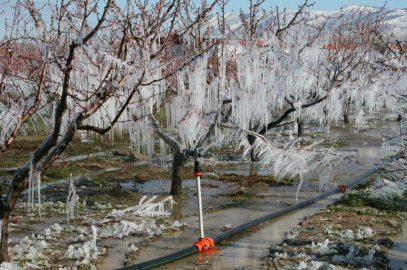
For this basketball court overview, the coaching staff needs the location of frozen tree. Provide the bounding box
[132,1,393,194]
[201,3,395,194]
[0,0,216,262]
[373,20,407,156]
[227,5,390,161]
[148,56,232,194]
[127,0,236,195]
[372,23,406,119]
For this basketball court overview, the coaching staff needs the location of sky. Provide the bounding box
[224,0,406,12]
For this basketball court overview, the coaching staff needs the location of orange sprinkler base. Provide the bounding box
[194,238,215,252]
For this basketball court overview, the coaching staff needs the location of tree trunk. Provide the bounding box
[248,134,258,162]
[297,120,304,139]
[248,162,258,186]
[343,103,350,124]
[170,153,185,195]
[0,179,25,263]
[0,212,10,262]
[249,148,257,162]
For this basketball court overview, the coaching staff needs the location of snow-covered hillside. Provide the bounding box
[207,5,407,38]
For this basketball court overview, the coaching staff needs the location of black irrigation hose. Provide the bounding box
[119,154,404,270]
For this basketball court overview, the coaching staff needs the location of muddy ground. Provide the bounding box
[0,112,405,269]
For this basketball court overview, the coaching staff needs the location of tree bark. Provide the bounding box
[170,153,185,195]
[343,103,350,124]
[0,165,30,262]
[297,120,304,139]
[249,162,258,177]
[0,212,10,262]
[248,133,258,162]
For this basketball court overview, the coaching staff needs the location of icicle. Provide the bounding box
[296,173,304,201]
[28,157,34,212]
[91,226,97,247]
[66,174,77,222]
[37,173,41,216]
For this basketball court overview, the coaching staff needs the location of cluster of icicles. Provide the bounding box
[2,11,405,212]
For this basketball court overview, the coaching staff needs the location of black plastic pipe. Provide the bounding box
[119,154,403,270]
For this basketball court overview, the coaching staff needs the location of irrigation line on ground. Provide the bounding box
[119,153,404,270]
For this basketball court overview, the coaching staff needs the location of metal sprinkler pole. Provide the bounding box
[194,159,204,239]
[184,148,205,239]
[175,148,215,254]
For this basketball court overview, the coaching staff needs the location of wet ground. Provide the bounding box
[2,116,404,269]
[388,222,407,270]
[97,121,402,269]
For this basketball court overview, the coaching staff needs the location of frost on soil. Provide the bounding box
[5,196,187,269]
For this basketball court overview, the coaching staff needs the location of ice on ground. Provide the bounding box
[356,227,375,240]
[109,195,175,217]
[65,226,106,266]
[0,262,22,270]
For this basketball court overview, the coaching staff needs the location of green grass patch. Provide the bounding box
[336,190,407,212]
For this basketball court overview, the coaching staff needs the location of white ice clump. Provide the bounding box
[309,239,330,255]
[338,229,354,241]
[37,223,62,240]
[246,134,354,200]
[171,220,188,230]
[366,248,376,262]
[92,202,113,209]
[99,220,152,239]
[222,224,234,231]
[109,196,175,217]
[274,252,288,259]
[0,262,22,270]
[332,246,377,266]
[65,226,105,266]
[99,218,187,239]
[356,227,375,240]
[285,228,301,240]
[127,244,138,253]
[293,260,339,270]
[9,234,50,265]
[298,261,308,269]
[309,261,338,270]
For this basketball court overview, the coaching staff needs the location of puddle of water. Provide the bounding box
[388,222,407,270]
[131,191,341,269]
[108,123,402,269]
[10,120,402,269]
[11,217,65,241]
[183,196,341,270]
[121,178,238,198]
[99,236,144,270]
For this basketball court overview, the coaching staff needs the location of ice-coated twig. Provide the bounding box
[109,196,175,217]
